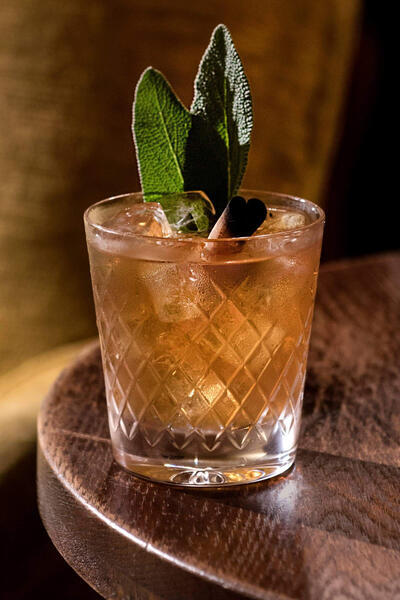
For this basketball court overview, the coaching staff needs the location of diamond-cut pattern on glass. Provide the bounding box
[94,264,314,452]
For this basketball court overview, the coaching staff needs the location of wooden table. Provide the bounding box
[37,253,400,600]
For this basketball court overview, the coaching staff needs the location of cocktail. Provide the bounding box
[84,26,324,486]
[85,190,323,486]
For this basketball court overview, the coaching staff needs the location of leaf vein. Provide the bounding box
[154,87,185,187]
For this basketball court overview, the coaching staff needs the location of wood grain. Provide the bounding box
[37,253,400,600]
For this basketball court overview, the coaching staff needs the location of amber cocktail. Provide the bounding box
[85,190,324,486]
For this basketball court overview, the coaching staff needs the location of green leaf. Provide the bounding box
[132,25,253,231]
[182,114,228,219]
[190,24,253,209]
[133,67,191,195]
[133,68,214,231]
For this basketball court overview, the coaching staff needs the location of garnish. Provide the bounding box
[132,24,253,235]
[191,25,253,213]
[209,196,267,239]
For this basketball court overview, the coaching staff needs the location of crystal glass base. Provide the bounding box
[113,447,296,487]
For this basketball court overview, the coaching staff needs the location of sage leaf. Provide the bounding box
[132,25,253,232]
[133,67,191,195]
[133,68,214,232]
[191,24,253,210]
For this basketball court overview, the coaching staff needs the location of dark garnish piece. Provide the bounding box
[208,195,267,238]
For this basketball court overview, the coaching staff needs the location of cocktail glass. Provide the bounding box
[84,190,324,487]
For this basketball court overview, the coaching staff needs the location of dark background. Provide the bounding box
[324,0,395,260]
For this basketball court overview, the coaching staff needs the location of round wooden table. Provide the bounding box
[38,253,400,600]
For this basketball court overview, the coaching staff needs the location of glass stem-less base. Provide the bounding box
[113,447,296,487]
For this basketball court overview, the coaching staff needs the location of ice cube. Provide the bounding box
[257,210,306,234]
[103,202,174,237]
[140,261,224,324]
[140,263,203,322]
[155,191,215,235]
[278,212,306,230]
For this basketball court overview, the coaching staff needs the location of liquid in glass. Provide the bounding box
[85,191,324,486]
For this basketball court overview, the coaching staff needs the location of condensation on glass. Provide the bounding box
[84,191,324,487]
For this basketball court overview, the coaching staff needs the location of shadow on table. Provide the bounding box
[0,448,101,600]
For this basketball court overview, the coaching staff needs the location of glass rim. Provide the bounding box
[84,189,325,245]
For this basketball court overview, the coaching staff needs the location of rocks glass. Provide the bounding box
[84,191,324,487]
